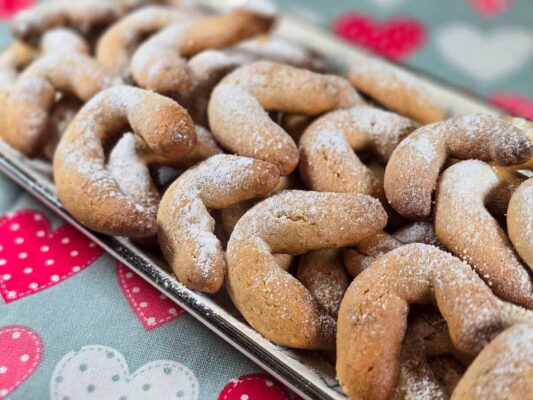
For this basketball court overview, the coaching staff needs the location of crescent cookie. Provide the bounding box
[435,160,533,308]
[130,1,276,95]
[96,5,193,77]
[384,114,533,220]
[209,61,363,175]
[157,154,281,293]
[2,51,119,157]
[299,106,417,198]
[347,57,447,124]
[54,86,195,238]
[226,191,387,349]
[337,244,504,400]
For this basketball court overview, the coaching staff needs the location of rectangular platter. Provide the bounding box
[0,1,499,399]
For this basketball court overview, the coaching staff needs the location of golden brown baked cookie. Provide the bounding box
[296,249,349,318]
[130,1,276,95]
[435,160,533,308]
[209,61,363,175]
[337,243,505,400]
[226,190,387,349]
[2,51,119,157]
[451,323,533,400]
[347,57,447,124]
[508,177,533,270]
[54,85,195,238]
[157,154,281,293]
[384,114,533,220]
[299,106,417,197]
[95,5,192,77]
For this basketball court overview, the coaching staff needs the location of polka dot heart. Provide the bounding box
[116,262,186,331]
[332,13,426,60]
[489,93,533,120]
[0,210,103,303]
[0,325,43,399]
[50,345,198,400]
[218,374,291,400]
[0,0,35,19]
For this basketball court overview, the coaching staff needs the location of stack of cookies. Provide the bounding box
[0,0,531,398]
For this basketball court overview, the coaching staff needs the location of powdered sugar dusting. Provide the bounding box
[163,155,270,280]
[40,28,89,55]
[107,133,159,215]
[436,160,533,305]
[55,86,161,227]
[307,125,350,153]
[402,131,437,164]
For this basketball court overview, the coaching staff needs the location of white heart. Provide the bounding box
[50,345,199,400]
[436,24,533,81]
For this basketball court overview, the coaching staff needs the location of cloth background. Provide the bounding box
[0,0,532,399]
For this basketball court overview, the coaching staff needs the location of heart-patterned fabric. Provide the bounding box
[0,0,532,399]
[283,0,533,119]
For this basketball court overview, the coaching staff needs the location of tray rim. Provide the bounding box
[0,2,506,399]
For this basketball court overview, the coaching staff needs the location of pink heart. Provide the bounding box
[116,262,186,330]
[332,13,426,60]
[218,373,292,400]
[0,209,103,303]
[469,0,513,17]
[489,93,533,120]
[0,0,35,19]
[0,325,43,399]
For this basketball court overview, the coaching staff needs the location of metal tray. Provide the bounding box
[0,2,498,399]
